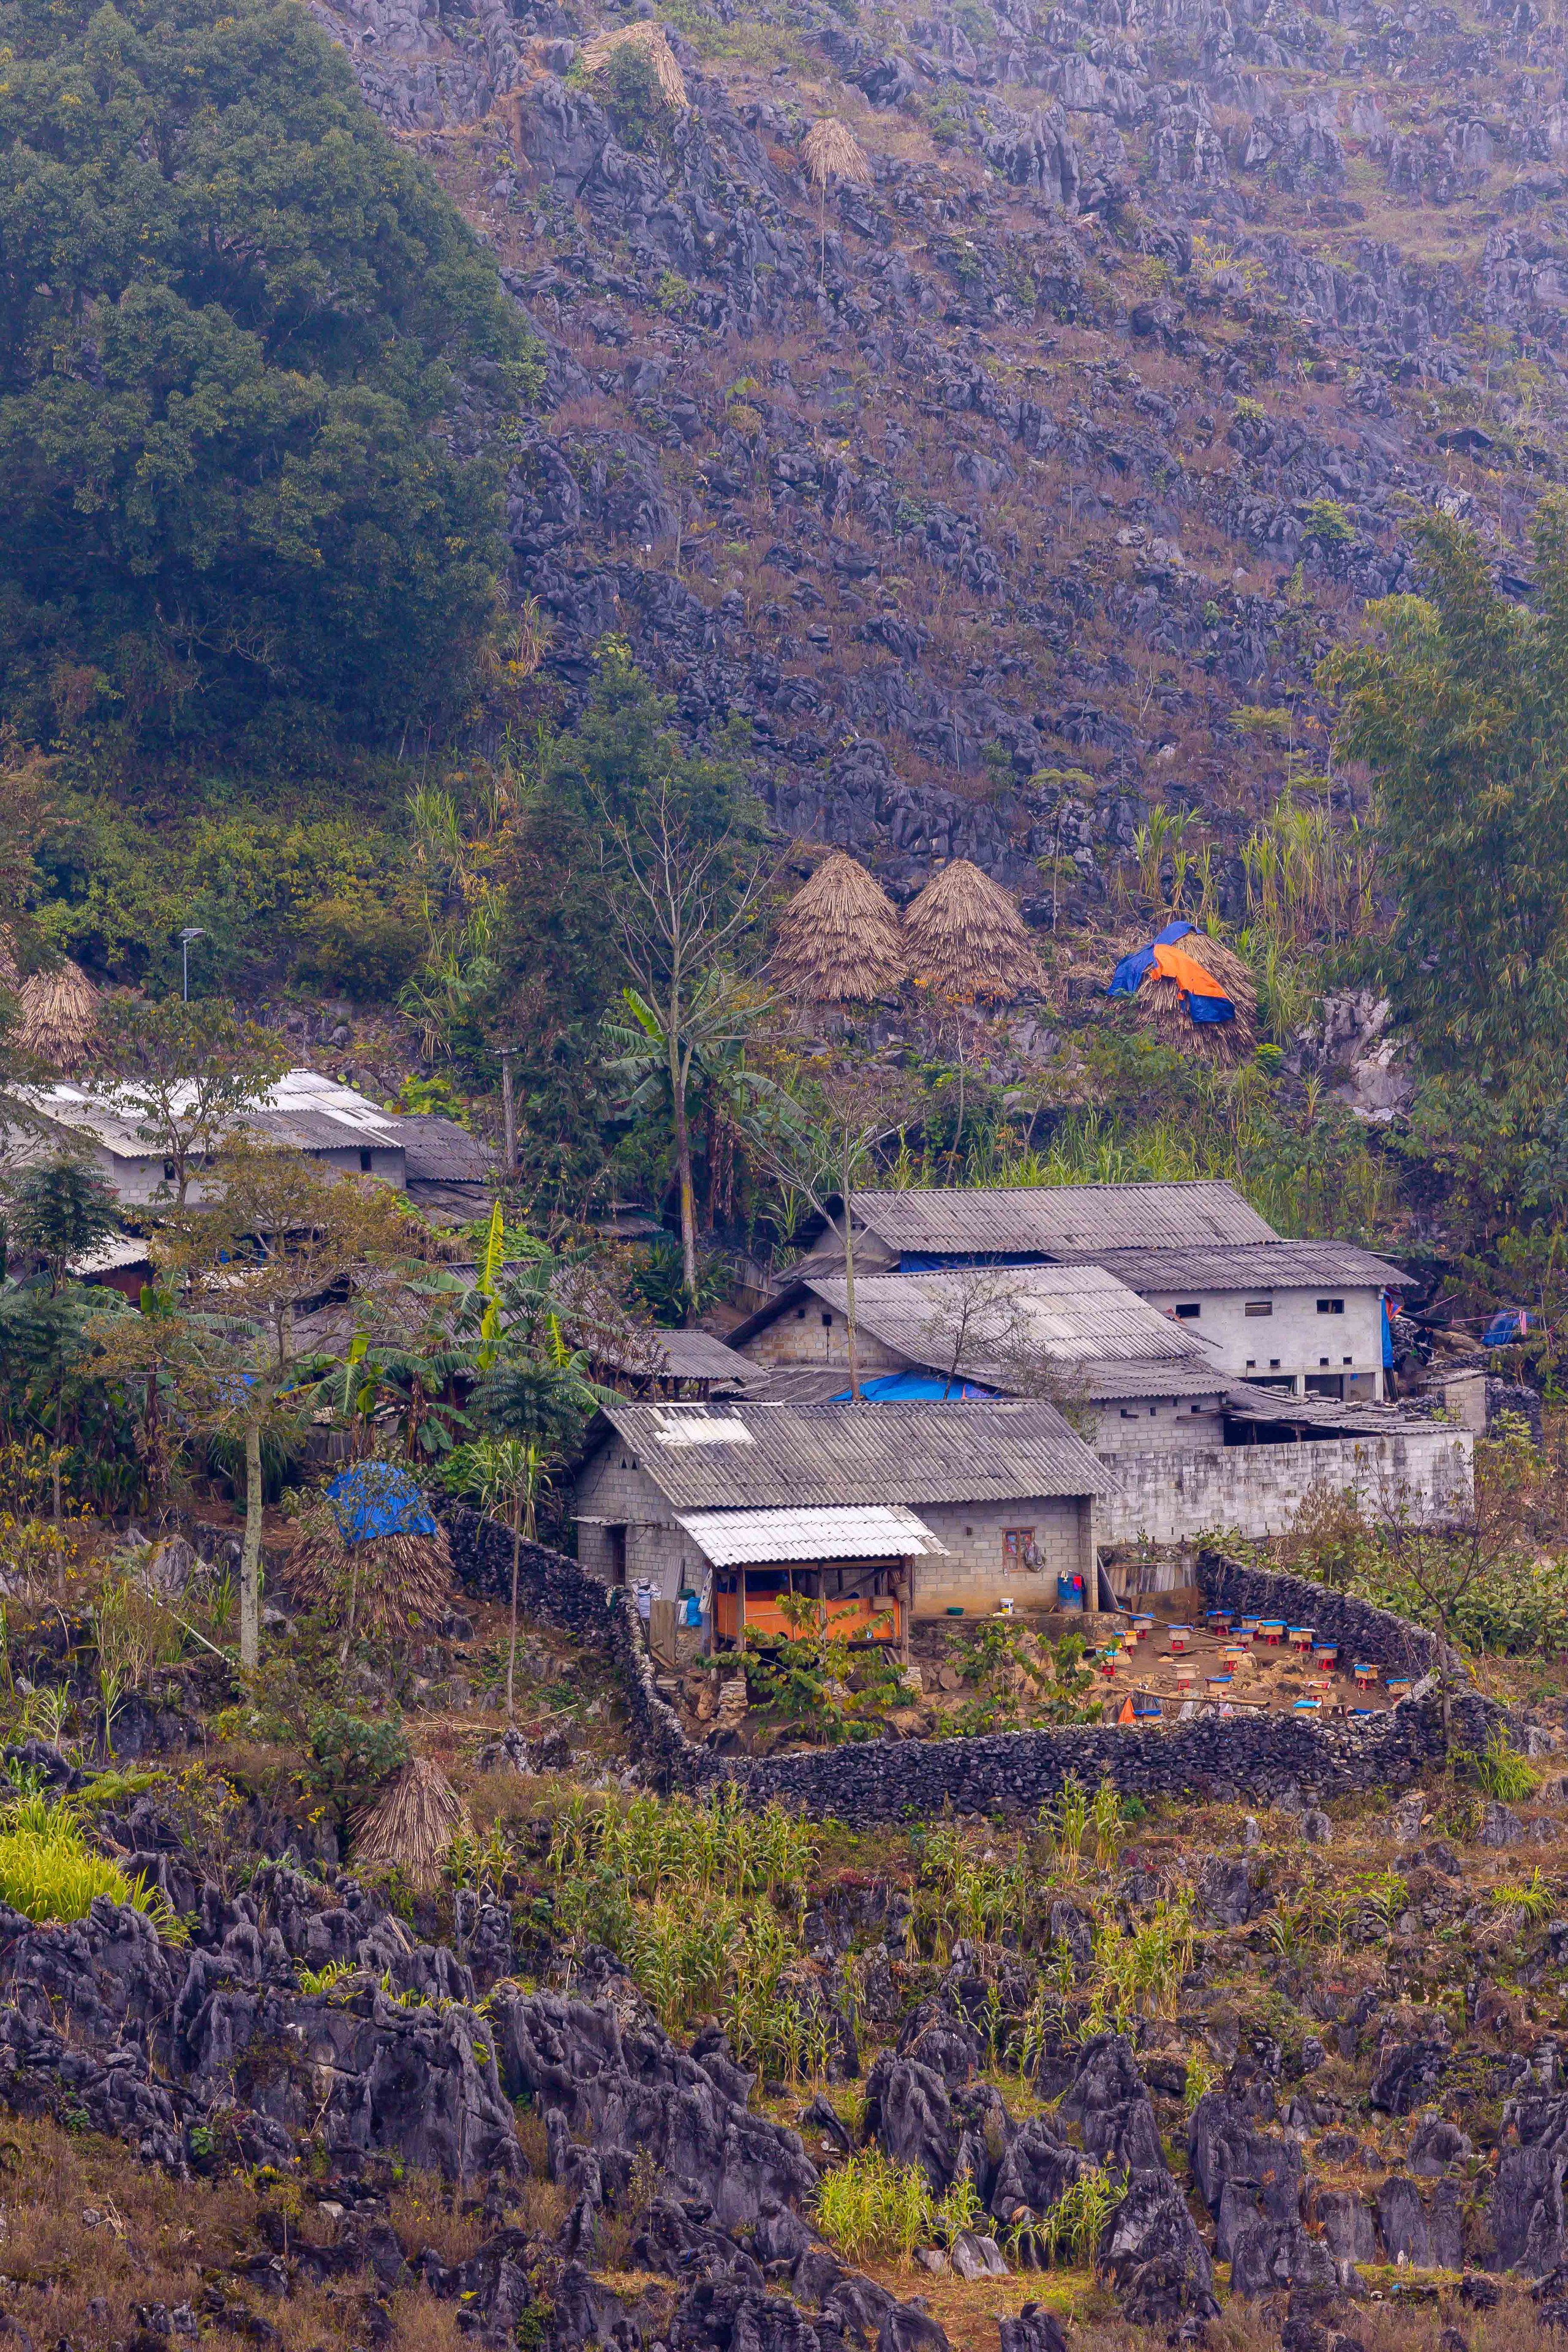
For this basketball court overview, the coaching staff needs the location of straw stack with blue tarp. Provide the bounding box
[1107,920,1256,1062]
[287,1459,452,1639]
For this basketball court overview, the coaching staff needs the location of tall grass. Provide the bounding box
[0,1793,155,1924]
[815,2150,982,2266]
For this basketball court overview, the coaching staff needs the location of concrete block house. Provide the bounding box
[723,1179,1469,1558]
[571,1398,1109,1634]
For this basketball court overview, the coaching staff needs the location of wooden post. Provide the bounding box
[500,1046,517,1174]
[739,1564,746,1637]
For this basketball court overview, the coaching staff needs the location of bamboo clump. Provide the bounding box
[354,1755,470,1888]
[17,958,98,1069]
[905,859,1046,1004]
[771,851,908,1004]
[580,20,687,107]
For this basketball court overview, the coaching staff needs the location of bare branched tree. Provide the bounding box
[598,783,775,1312]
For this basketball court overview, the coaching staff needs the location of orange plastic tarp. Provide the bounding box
[1150,940,1231,1000]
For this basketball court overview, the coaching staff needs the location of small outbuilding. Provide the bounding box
[573,1396,1109,1630]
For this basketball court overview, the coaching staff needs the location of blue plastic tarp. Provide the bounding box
[1107,921,1194,998]
[827,1372,1001,1401]
[327,1461,439,1545]
[1186,990,1235,1025]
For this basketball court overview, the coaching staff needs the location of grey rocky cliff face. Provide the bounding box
[307,0,1568,915]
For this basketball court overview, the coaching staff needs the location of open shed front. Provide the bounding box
[674,1502,948,1649]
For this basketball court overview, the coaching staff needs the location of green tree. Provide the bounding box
[156,1139,433,1667]
[6,1157,118,1292]
[1324,497,1568,1094]
[485,641,765,1221]
[0,0,539,757]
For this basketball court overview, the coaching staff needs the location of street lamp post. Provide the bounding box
[179,927,206,1001]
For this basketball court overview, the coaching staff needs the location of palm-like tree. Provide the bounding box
[472,1352,605,1717]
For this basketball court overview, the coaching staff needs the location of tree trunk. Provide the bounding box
[500,1048,518,1174]
[240,1419,263,1670]
[507,1493,522,1721]
[669,1026,698,1310]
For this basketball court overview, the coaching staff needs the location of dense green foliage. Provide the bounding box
[0,0,536,760]
[1328,497,1568,1098]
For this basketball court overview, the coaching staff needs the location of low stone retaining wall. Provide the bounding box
[720,1687,1495,1820]
[1197,1548,1440,1679]
[444,1509,1494,1815]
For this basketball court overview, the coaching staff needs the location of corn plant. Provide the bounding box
[1039,2166,1122,2272]
[1264,1901,1311,1962]
[1183,2052,1216,2113]
[1354,1869,1409,1940]
[815,2152,978,2266]
[1090,1779,1123,1872]
[1042,1776,1090,1877]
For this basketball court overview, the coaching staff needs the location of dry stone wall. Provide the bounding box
[445,1508,1496,1818]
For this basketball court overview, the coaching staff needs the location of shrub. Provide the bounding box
[303,1708,412,1831]
[1470,1728,1540,1803]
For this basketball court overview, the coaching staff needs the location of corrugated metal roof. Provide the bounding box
[1077,1361,1227,1402]
[674,1504,948,1566]
[1064,1242,1411,1291]
[652,1329,760,1381]
[69,1234,151,1275]
[850,1178,1278,1256]
[802,1265,1207,1375]
[381,1114,492,1183]
[246,1108,392,1152]
[594,1398,1109,1507]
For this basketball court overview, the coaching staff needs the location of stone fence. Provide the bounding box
[444,1507,1496,1821]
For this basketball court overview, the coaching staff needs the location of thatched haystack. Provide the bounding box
[905,859,1046,1003]
[18,958,98,1069]
[354,1755,470,1888]
[1134,931,1257,1065]
[802,117,873,192]
[771,852,907,1004]
[287,1461,452,1638]
[580,20,687,106]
